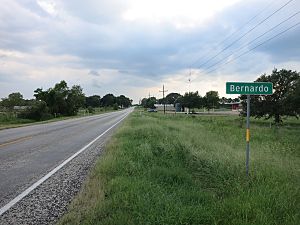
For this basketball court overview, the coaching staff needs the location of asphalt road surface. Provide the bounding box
[0,108,132,224]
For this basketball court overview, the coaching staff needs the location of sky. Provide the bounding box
[0,0,300,103]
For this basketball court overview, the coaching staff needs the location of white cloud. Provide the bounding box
[0,0,299,103]
[36,0,57,16]
[122,0,241,29]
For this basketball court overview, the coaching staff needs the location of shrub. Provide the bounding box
[87,106,95,114]
[113,103,119,110]
[18,100,52,121]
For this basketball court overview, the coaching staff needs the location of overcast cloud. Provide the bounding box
[1,0,300,102]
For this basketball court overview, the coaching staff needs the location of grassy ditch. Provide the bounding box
[0,107,116,130]
[59,111,300,225]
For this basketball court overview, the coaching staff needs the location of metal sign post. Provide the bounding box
[226,82,273,176]
[246,95,250,176]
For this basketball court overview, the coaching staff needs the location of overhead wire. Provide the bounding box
[191,21,300,81]
[188,0,277,68]
[196,11,300,75]
[193,0,294,70]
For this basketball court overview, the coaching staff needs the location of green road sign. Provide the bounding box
[226,82,273,95]
[225,81,272,176]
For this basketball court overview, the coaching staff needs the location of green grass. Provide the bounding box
[0,108,117,130]
[58,111,300,225]
[0,113,35,129]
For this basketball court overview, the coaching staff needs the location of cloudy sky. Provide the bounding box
[1,0,300,103]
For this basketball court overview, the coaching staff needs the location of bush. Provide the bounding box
[87,106,95,114]
[18,100,52,121]
[113,103,119,110]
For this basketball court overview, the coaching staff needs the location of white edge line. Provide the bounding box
[0,110,132,216]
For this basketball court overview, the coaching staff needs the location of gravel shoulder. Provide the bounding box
[0,130,113,225]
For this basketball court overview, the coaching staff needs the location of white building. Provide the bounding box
[154,104,175,111]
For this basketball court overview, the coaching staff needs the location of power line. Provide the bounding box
[197,11,300,74]
[192,21,300,79]
[215,0,278,47]
[189,0,277,68]
[193,0,294,70]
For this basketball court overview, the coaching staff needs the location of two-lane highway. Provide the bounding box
[0,108,132,222]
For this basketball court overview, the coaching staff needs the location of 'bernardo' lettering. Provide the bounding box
[230,84,269,93]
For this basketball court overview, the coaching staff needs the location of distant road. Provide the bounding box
[0,108,132,218]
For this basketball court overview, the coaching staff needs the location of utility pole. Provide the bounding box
[159,85,168,114]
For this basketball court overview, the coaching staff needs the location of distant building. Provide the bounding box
[154,104,175,111]
[223,102,242,111]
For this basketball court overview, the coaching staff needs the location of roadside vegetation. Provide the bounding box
[141,69,300,125]
[59,110,300,225]
[0,107,116,130]
[0,80,132,129]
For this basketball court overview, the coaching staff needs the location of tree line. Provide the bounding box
[141,68,300,124]
[241,68,299,124]
[141,90,222,112]
[0,80,132,121]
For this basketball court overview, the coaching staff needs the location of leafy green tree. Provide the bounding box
[179,92,202,110]
[34,81,69,115]
[113,103,119,110]
[203,91,219,111]
[141,98,148,107]
[66,85,85,116]
[233,97,240,103]
[18,100,51,121]
[101,94,116,107]
[116,95,132,108]
[53,81,69,115]
[284,76,300,115]
[0,92,25,109]
[242,69,300,124]
[141,97,157,108]
[34,80,85,116]
[220,97,227,105]
[85,95,101,108]
[165,93,181,105]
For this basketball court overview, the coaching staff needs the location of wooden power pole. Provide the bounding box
[159,85,168,114]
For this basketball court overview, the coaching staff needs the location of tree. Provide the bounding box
[113,103,119,110]
[0,92,25,109]
[52,81,69,115]
[165,93,181,105]
[220,97,227,105]
[34,81,69,115]
[66,85,85,116]
[34,80,85,116]
[141,97,157,108]
[116,95,132,108]
[179,92,202,110]
[141,98,148,107]
[241,69,300,124]
[85,95,101,108]
[203,91,219,111]
[284,76,300,115]
[18,100,51,121]
[233,97,240,103]
[101,94,116,107]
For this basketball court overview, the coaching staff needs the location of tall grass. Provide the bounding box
[59,111,300,225]
[0,113,35,126]
[0,107,117,130]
